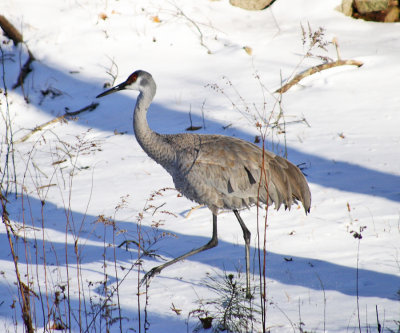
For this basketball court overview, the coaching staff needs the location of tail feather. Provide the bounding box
[263,155,311,214]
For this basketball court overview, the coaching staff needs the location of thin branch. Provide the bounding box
[275,59,363,94]
[172,5,212,54]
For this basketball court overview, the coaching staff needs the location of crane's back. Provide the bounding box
[157,133,311,215]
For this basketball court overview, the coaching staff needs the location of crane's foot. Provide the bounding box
[140,265,163,287]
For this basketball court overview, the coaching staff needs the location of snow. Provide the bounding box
[1,0,399,332]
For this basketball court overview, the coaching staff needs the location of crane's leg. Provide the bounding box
[140,214,218,286]
[233,210,251,298]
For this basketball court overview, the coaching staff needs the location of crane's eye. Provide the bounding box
[127,73,138,84]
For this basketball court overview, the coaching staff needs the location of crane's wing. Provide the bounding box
[176,135,310,214]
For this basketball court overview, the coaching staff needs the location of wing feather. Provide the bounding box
[172,134,310,213]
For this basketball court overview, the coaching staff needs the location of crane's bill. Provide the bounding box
[96,81,127,98]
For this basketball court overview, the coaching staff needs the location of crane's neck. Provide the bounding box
[133,88,175,169]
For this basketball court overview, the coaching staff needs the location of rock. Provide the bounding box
[229,0,273,10]
[337,0,354,16]
[354,0,389,13]
[384,5,400,21]
[338,0,399,21]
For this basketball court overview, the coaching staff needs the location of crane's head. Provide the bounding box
[96,70,154,98]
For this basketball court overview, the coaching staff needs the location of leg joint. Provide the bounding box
[234,210,251,245]
[207,235,218,248]
[242,228,251,244]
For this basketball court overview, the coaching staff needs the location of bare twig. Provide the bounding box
[332,37,341,60]
[275,59,363,94]
[185,204,204,218]
[186,105,202,131]
[104,56,119,88]
[172,5,212,54]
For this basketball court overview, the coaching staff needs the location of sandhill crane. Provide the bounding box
[96,70,311,297]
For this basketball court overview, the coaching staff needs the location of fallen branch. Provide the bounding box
[275,59,363,94]
[0,15,23,46]
[15,102,99,144]
[15,115,66,144]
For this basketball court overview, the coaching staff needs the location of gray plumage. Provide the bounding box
[97,70,311,297]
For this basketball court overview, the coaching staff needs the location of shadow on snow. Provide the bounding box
[0,279,185,332]
[1,195,399,302]
[1,58,399,328]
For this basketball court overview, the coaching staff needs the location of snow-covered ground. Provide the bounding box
[1,0,399,332]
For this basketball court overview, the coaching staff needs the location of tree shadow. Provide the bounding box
[1,194,398,302]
